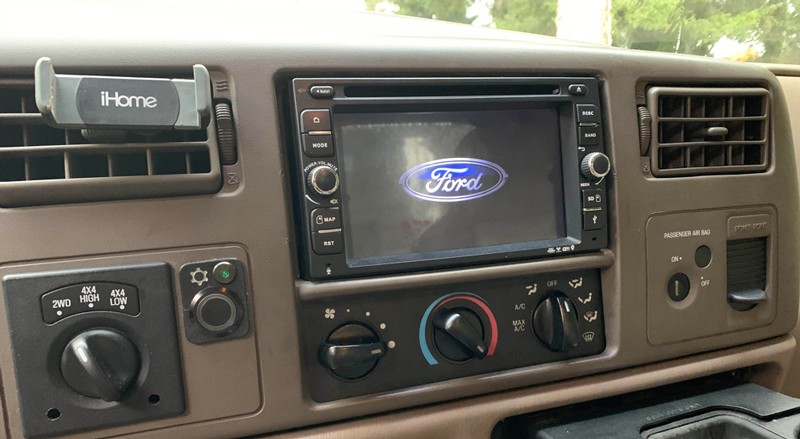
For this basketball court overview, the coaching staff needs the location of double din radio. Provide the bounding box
[289,77,610,280]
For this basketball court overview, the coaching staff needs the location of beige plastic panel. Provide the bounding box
[0,246,261,439]
[0,4,799,437]
[774,71,800,398]
[263,336,796,439]
[646,207,777,345]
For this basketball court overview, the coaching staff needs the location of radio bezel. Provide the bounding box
[289,77,609,280]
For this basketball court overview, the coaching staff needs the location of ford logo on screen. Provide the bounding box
[399,158,508,202]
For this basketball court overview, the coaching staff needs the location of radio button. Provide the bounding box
[582,189,604,209]
[312,231,344,255]
[309,86,336,99]
[303,134,335,157]
[568,84,588,95]
[311,208,341,231]
[578,125,600,145]
[583,209,606,231]
[576,104,600,124]
[301,109,331,132]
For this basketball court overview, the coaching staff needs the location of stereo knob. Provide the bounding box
[307,165,339,196]
[60,328,140,402]
[580,152,611,181]
[432,307,487,362]
[319,322,387,380]
[533,292,582,352]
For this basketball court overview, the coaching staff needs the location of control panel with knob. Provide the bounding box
[533,292,582,352]
[306,163,340,196]
[61,328,141,402]
[581,152,611,181]
[319,322,387,379]
[301,269,604,402]
[180,259,250,344]
[2,263,186,438]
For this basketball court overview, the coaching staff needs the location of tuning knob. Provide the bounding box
[307,164,339,196]
[532,292,582,352]
[61,328,140,402]
[319,323,386,379]
[432,307,487,362]
[580,152,611,181]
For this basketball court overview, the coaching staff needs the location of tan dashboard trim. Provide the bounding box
[264,335,796,439]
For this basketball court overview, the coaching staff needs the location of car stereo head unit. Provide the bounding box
[289,77,610,280]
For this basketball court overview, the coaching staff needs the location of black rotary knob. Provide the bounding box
[580,152,611,181]
[319,322,387,380]
[61,328,140,402]
[307,165,339,196]
[533,292,582,352]
[190,287,242,334]
[432,307,487,362]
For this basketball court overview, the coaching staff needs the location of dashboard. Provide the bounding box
[0,2,799,438]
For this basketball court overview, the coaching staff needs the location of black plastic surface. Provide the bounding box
[302,269,605,402]
[2,263,185,438]
[291,77,609,280]
[494,375,800,439]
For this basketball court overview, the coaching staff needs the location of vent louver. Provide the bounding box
[646,87,769,177]
[0,79,221,206]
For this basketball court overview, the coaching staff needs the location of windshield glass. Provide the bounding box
[312,0,800,64]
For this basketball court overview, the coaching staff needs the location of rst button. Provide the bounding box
[311,208,341,231]
[312,231,343,255]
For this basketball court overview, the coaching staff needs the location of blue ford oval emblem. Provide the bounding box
[399,158,508,202]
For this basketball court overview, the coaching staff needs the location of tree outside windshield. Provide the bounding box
[363,0,799,64]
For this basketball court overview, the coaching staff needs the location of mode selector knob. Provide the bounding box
[307,165,339,196]
[533,292,582,352]
[581,152,611,181]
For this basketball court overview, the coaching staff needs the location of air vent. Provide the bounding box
[646,87,769,177]
[0,80,220,206]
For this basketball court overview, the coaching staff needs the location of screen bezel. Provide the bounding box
[332,100,582,268]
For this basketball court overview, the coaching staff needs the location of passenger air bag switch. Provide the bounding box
[667,273,691,302]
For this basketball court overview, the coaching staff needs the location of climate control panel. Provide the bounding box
[301,269,605,402]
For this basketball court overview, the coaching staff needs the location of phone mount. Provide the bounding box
[34,57,211,130]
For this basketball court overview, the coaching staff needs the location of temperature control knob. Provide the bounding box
[60,328,140,402]
[533,292,582,352]
[319,323,386,380]
[432,307,487,362]
[307,164,339,196]
[580,152,611,181]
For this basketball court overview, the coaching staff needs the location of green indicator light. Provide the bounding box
[220,269,230,278]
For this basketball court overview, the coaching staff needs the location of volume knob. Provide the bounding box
[307,165,339,196]
[581,152,611,181]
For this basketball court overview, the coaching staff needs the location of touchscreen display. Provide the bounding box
[335,108,565,264]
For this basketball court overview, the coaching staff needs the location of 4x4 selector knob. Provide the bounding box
[307,164,339,196]
[581,152,611,181]
[432,307,487,362]
[60,328,140,402]
[319,322,387,380]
